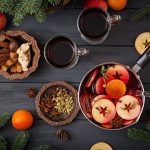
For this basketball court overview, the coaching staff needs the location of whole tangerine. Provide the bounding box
[12,110,33,130]
[107,0,127,10]
[106,79,126,99]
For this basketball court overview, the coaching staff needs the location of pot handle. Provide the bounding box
[132,48,150,73]
[134,90,150,98]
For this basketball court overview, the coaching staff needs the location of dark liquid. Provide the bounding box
[79,8,108,38]
[46,37,75,68]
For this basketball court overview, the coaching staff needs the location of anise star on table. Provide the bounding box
[27,88,38,98]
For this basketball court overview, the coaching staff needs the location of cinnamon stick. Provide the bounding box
[0,53,9,58]
[3,33,16,42]
[0,41,9,48]
[0,56,9,64]
[0,48,10,54]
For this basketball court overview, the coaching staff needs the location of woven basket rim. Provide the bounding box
[35,81,80,126]
[0,30,41,80]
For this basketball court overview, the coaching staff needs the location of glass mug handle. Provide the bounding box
[77,48,90,56]
[110,15,121,25]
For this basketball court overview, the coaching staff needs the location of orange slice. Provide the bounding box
[106,79,126,99]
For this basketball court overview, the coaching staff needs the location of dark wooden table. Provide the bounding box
[1,0,150,149]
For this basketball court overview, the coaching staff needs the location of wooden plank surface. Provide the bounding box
[1,0,150,150]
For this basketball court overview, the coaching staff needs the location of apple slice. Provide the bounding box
[91,95,111,107]
[116,95,141,120]
[92,99,116,124]
[122,119,135,126]
[101,122,113,129]
[106,65,129,84]
[95,77,106,95]
[86,69,98,88]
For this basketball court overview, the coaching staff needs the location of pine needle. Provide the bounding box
[11,131,30,150]
[32,145,50,150]
[130,5,150,23]
[0,135,7,150]
[128,128,150,142]
[0,112,10,129]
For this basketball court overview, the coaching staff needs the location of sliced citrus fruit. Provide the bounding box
[90,142,113,150]
[135,32,150,54]
[106,79,126,99]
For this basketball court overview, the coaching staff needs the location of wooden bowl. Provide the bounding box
[35,81,80,126]
[45,0,71,13]
[0,30,41,80]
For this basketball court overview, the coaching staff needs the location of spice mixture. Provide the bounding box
[39,86,74,121]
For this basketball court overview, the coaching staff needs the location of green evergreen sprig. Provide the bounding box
[32,145,50,150]
[0,112,10,129]
[130,5,150,23]
[11,131,30,150]
[0,0,64,26]
[0,135,7,150]
[127,128,150,142]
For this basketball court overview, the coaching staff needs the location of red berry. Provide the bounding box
[0,13,7,30]
[84,0,108,11]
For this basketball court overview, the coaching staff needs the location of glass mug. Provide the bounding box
[44,36,89,70]
[77,7,121,45]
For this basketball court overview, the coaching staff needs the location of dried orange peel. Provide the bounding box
[106,79,126,99]
[135,32,150,54]
[90,142,113,150]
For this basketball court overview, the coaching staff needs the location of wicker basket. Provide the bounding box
[0,30,41,80]
[35,81,80,126]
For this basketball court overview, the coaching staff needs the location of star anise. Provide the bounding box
[112,71,122,79]
[143,39,150,49]
[121,102,135,112]
[27,88,37,98]
[110,116,123,128]
[96,106,109,116]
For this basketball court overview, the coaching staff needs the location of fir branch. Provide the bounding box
[0,135,7,150]
[128,128,150,142]
[47,0,62,6]
[42,0,49,10]
[35,8,47,23]
[0,112,10,129]
[130,5,150,23]
[0,0,15,13]
[32,145,50,150]
[27,0,43,15]
[11,131,30,150]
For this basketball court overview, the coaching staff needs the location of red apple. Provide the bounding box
[106,65,130,84]
[92,99,116,123]
[91,95,111,107]
[0,13,7,30]
[116,95,141,120]
[95,77,106,95]
[84,0,108,11]
[86,69,98,88]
